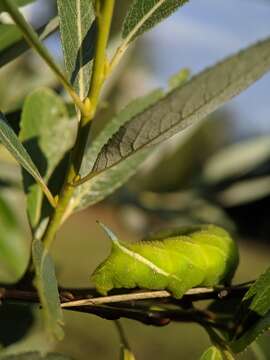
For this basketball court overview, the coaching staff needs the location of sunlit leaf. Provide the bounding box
[122,0,189,42]
[199,346,223,360]
[93,38,270,176]
[73,90,164,211]
[121,349,136,360]
[57,0,95,99]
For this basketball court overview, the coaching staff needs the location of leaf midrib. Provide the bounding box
[94,45,270,174]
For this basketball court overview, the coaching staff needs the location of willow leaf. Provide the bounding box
[243,266,270,316]
[0,112,55,207]
[0,17,59,69]
[122,0,189,42]
[0,194,29,284]
[20,88,74,229]
[1,0,68,93]
[57,0,95,99]
[73,90,164,211]
[0,24,22,52]
[199,346,223,360]
[122,349,136,360]
[0,353,73,360]
[32,239,64,341]
[93,37,270,174]
[0,0,34,12]
[231,311,270,353]
[203,136,270,184]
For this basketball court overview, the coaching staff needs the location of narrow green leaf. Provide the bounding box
[121,349,136,360]
[57,0,95,99]
[231,311,270,353]
[39,17,59,40]
[0,352,73,360]
[0,194,29,284]
[32,239,64,341]
[73,90,164,211]
[243,266,270,316]
[0,17,59,69]
[0,112,55,207]
[0,0,35,13]
[122,0,189,42]
[0,24,22,52]
[217,175,270,207]
[93,37,270,175]
[20,88,75,228]
[203,136,270,184]
[1,0,70,94]
[250,341,268,360]
[199,346,223,360]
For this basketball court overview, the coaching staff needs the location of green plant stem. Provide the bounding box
[114,320,130,350]
[42,0,115,250]
[2,0,86,115]
[84,0,116,124]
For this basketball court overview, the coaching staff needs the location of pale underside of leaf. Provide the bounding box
[122,0,189,42]
[93,37,270,174]
[57,0,95,99]
[72,90,164,212]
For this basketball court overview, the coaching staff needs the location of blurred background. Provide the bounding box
[0,0,270,359]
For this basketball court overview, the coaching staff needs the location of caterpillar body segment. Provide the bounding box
[91,224,239,299]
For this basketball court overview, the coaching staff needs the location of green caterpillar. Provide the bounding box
[91,223,239,299]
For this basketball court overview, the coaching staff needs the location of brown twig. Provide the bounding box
[60,288,214,308]
[0,283,251,327]
[0,283,251,307]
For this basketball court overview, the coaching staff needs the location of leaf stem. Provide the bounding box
[114,320,131,350]
[2,0,86,115]
[42,0,115,250]
[114,320,135,360]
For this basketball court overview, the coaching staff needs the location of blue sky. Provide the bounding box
[144,0,270,136]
